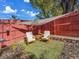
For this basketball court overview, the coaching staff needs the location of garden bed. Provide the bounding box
[0,40,64,59]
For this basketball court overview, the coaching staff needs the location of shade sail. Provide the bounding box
[19,11,78,26]
[19,21,33,25]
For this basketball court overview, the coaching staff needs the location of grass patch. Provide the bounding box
[17,40,64,59]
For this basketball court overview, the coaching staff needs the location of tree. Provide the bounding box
[30,0,63,19]
[11,15,18,24]
[30,0,78,19]
[60,0,77,14]
[11,15,17,20]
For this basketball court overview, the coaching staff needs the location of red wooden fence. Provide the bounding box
[0,11,79,46]
[0,20,32,46]
[38,11,79,37]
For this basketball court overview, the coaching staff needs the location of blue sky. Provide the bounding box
[0,0,39,20]
[0,0,79,20]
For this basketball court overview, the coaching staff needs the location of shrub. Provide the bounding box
[0,44,37,59]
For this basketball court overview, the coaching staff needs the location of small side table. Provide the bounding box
[0,38,7,48]
[35,33,43,40]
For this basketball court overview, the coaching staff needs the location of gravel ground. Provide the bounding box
[59,39,79,59]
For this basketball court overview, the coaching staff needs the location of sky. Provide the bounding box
[0,0,39,20]
[0,0,79,20]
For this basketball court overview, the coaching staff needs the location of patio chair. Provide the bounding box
[25,32,35,44]
[42,31,51,41]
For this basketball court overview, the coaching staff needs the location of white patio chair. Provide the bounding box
[42,31,50,40]
[26,32,35,44]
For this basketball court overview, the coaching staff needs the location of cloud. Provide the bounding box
[21,9,25,12]
[21,9,39,17]
[24,0,30,3]
[26,11,39,17]
[3,6,17,13]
